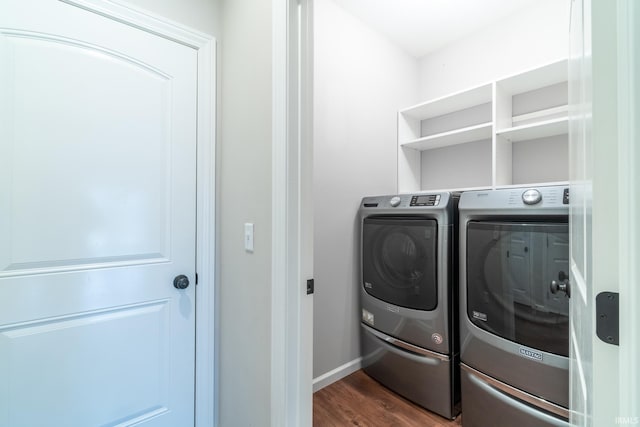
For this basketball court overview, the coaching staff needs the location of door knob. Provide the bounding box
[550,271,570,298]
[173,275,190,290]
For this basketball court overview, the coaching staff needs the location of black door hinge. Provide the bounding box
[195,273,199,285]
[596,292,619,345]
[306,279,314,295]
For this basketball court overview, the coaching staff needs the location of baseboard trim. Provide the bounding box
[313,357,363,392]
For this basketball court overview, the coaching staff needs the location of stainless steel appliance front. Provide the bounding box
[459,186,570,427]
[359,192,459,419]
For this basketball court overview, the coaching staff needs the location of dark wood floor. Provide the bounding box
[313,370,462,426]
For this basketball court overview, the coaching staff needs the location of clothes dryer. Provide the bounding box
[459,186,570,427]
[359,192,460,419]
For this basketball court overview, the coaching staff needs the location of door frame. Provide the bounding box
[55,1,217,426]
[570,0,640,424]
[271,0,314,425]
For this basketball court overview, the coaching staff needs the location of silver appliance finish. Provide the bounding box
[461,365,569,427]
[459,185,570,426]
[359,192,460,419]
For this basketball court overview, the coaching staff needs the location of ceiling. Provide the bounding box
[335,0,539,58]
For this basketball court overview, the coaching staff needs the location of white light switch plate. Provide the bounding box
[244,223,254,252]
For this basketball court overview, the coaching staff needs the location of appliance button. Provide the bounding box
[390,196,401,207]
[522,189,542,205]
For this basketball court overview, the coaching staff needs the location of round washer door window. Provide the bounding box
[378,231,423,287]
[362,217,438,310]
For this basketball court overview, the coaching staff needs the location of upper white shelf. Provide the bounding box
[496,59,568,95]
[402,122,492,151]
[400,83,492,120]
[496,116,568,142]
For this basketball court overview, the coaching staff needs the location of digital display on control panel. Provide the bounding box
[410,194,440,207]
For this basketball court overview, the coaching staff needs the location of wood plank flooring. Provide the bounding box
[313,370,462,426]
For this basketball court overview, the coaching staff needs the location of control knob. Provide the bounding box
[522,189,542,205]
[389,196,401,207]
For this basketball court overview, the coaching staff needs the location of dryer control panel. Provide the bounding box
[360,192,453,211]
[410,194,441,207]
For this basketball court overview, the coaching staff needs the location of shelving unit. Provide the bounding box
[398,59,569,193]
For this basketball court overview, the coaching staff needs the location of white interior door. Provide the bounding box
[616,0,640,421]
[569,0,640,425]
[0,1,197,426]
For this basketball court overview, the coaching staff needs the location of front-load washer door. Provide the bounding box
[363,217,438,311]
[466,221,569,356]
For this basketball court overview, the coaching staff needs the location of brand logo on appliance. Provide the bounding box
[431,333,443,345]
[364,282,373,289]
[472,311,487,322]
[385,304,399,313]
[519,347,543,361]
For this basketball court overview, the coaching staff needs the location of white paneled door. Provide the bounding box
[570,0,640,425]
[0,1,197,426]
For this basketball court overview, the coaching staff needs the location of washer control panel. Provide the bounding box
[410,194,441,207]
[460,185,569,211]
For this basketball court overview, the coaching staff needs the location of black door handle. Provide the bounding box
[174,275,190,290]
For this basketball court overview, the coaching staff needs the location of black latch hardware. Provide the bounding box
[596,292,619,346]
[306,279,314,295]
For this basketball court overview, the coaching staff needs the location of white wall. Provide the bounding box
[218,0,273,425]
[418,0,571,100]
[124,0,221,35]
[313,0,419,381]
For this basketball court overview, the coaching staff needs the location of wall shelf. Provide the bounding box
[398,58,569,193]
[402,122,492,150]
[400,84,492,120]
[496,116,568,142]
[512,105,568,126]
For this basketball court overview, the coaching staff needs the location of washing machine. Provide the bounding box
[459,185,570,427]
[359,192,460,420]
